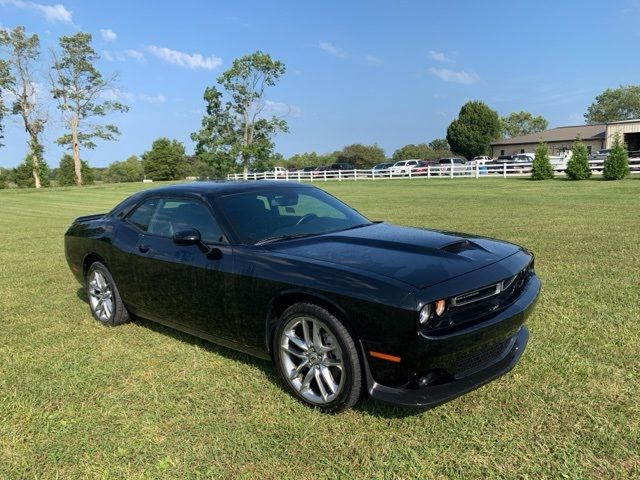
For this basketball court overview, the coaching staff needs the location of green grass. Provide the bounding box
[1,178,639,479]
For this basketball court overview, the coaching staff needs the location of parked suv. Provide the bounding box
[437,157,469,176]
[390,159,420,175]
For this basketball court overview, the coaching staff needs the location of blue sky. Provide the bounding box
[1,0,639,168]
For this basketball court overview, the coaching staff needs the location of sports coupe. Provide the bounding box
[65,182,540,412]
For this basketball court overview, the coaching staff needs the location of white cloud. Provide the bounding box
[124,49,144,61]
[146,45,221,70]
[364,54,383,67]
[319,41,347,58]
[428,67,480,85]
[100,88,134,103]
[264,100,302,118]
[429,50,453,63]
[100,88,167,105]
[567,113,583,124]
[102,49,145,63]
[100,28,117,42]
[0,0,72,23]
[138,93,166,105]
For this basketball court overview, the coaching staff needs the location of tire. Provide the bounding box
[274,303,362,413]
[85,261,130,326]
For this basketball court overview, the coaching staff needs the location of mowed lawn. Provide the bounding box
[1,178,639,479]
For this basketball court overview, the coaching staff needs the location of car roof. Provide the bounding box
[138,181,314,198]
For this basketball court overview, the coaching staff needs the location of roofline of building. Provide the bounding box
[606,118,640,125]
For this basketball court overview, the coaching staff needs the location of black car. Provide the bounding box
[330,163,355,171]
[65,182,540,412]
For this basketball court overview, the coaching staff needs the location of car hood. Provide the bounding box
[269,223,522,289]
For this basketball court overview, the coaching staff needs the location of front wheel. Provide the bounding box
[86,261,130,326]
[274,303,362,413]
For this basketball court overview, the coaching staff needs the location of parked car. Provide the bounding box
[471,156,492,165]
[436,157,470,176]
[495,155,514,163]
[301,166,317,173]
[411,160,436,176]
[65,182,540,412]
[330,163,355,171]
[390,159,420,175]
[371,162,394,173]
[313,166,331,178]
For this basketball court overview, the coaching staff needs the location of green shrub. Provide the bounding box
[566,137,592,180]
[57,154,94,186]
[603,133,629,180]
[531,142,554,180]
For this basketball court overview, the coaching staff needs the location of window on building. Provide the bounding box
[520,149,525,153]
[500,149,505,155]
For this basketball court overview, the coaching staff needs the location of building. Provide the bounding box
[491,119,640,156]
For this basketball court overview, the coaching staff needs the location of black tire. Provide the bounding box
[273,302,362,413]
[85,261,130,326]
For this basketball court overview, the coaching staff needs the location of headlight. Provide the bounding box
[419,300,447,327]
[419,304,431,325]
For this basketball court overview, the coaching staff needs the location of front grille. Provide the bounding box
[455,338,512,377]
[424,262,534,334]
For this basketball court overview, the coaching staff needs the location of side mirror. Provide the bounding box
[173,228,201,246]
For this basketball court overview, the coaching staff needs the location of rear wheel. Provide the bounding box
[86,262,130,326]
[274,303,362,413]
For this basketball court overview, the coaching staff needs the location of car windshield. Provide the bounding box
[394,161,407,166]
[217,187,372,244]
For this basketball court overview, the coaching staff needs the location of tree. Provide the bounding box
[392,143,433,161]
[103,155,144,183]
[585,85,640,124]
[0,167,9,188]
[337,144,386,168]
[0,59,9,147]
[50,32,128,186]
[0,26,50,188]
[57,153,93,186]
[446,101,501,159]
[142,137,186,181]
[428,138,449,151]
[565,137,591,180]
[531,142,554,180]
[603,133,630,180]
[13,149,50,187]
[501,111,548,138]
[191,51,288,176]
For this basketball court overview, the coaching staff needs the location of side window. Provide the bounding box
[146,198,225,243]
[126,198,159,232]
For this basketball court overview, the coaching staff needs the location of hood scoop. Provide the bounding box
[440,239,488,254]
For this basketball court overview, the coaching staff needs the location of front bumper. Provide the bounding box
[365,326,529,408]
[362,273,540,407]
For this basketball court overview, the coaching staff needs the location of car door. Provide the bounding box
[125,196,237,341]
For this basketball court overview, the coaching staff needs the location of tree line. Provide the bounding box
[2,23,639,187]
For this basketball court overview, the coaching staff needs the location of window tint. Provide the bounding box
[127,198,159,231]
[144,198,224,243]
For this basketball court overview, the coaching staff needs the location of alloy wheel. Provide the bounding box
[88,270,114,322]
[280,316,345,405]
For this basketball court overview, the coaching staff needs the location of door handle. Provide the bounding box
[138,244,150,253]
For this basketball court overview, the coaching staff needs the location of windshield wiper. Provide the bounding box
[254,233,316,246]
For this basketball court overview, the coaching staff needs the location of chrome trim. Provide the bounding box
[451,269,525,307]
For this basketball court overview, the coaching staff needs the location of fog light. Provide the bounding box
[419,304,431,325]
[435,299,446,316]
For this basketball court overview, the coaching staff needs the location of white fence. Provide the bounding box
[228,158,640,182]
